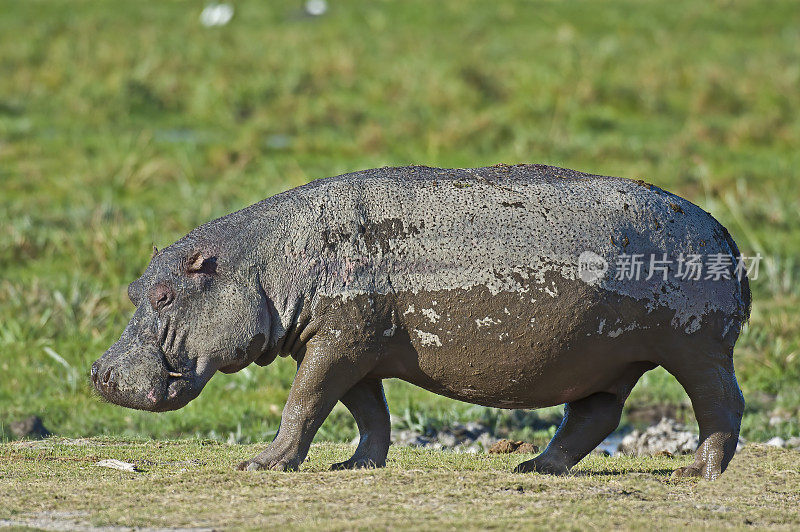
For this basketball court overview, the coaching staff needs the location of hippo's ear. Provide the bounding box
[186,251,217,275]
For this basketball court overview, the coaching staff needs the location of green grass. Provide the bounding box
[1,0,799,446]
[2,439,799,529]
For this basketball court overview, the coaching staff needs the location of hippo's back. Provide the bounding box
[286,165,745,333]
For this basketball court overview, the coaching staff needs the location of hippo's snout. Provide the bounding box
[92,338,206,413]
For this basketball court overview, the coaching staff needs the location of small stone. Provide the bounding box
[9,416,51,440]
[437,432,458,448]
[391,429,429,447]
[618,418,699,456]
[765,436,786,448]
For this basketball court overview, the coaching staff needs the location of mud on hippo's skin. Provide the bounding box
[92,164,749,480]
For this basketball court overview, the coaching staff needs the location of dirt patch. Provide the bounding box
[488,439,539,454]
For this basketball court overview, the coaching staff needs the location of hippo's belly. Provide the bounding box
[362,277,673,409]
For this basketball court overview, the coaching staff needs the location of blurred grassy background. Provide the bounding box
[1,0,798,444]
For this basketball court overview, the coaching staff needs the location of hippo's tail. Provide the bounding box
[721,225,752,325]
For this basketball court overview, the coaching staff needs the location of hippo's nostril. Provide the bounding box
[101,367,117,387]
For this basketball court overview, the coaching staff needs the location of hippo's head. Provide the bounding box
[91,243,271,412]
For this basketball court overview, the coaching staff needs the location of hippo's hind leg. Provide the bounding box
[664,348,744,481]
[515,362,655,475]
[330,378,391,470]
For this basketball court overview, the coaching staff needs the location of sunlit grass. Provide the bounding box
[1,440,798,529]
[1,0,798,444]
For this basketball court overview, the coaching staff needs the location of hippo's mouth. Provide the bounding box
[134,353,210,412]
[148,365,197,411]
[157,353,195,397]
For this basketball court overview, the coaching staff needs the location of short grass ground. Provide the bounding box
[1,1,799,448]
[2,439,799,530]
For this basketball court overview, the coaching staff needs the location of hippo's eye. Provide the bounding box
[185,251,217,276]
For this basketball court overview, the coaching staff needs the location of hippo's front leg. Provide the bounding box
[237,340,371,472]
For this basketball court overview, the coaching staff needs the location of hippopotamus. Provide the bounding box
[91,164,749,480]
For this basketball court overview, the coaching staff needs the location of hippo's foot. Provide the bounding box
[237,445,303,472]
[671,465,703,478]
[513,456,570,475]
[670,448,727,480]
[333,379,391,472]
[330,457,385,470]
[237,456,299,472]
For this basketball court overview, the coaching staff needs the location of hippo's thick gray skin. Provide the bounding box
[92,165,749,480]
